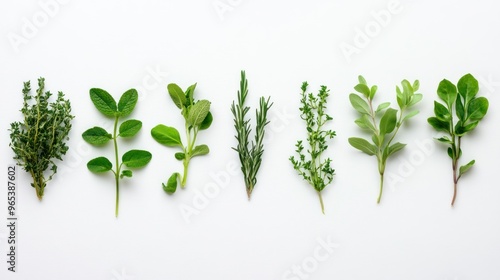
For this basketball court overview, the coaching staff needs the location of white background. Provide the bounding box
[1,0,500,279]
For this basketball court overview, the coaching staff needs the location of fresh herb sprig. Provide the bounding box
[151,83,212,194]
[83,88,152,217]
[427,74,488,206]
[231,71,272,199]
[348,76,422,203]
[289,82,335,214]
[9,78,74,200]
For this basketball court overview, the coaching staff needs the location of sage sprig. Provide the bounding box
[83,88,152,217]
[151,83,212,194]
[427,74,488,206]
[9,78,74,200]
[231,71,272,199]
[348,75,422,203]
[289,82,335,214]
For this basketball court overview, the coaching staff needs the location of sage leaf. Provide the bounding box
[379,108,397,135]
[191,144,209,157]
[349,93,371,115]
[122,150,152,168]
[457,73,479,103]
[187,100,211,126]
[348,137,376,156]
[199,111,213,130]
[82,127,112,145]
[163,173,179,194]
[119,119,142,137]
[437,79,457,108]
[151,124,183,147]
[167,83,187,109]
[459,160,475,177]
[90,88,117,117]
[467,97,488,121]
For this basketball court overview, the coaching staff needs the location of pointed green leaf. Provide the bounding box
[436,136,453,144]
[408,93,423,107]
[151,124,183,147]
[117,89,138,117]
[370,85,377,99]
[358,75,367,85]
[354,84,370,98]
[402,110,419,123]
[457,73,479,103]
[387,142,406,157]
[120,170,133,178]
[447,147,454,159]
[349,94,370,115]
[437,79,457,108]
[119,119,142,137]
[122,150,152,168]
[413,80,420,91]
[459,160,475,177]
[191,144,209,157]
[185,83,197,106]
[376,102,390,113]
[163,173,179,194]
[167,83,187,109]
[467,97,488,121]
[434,101,451,122]
[82,127,112,145]
[348,137,377,156]
[188,100,211,126]
[379,108,397,135]
[87,157,112,173]
[428,117,449,133]
[90,88,117,117]
[199,111,213,130]
[464,121,479,133]
[355,114,375,132]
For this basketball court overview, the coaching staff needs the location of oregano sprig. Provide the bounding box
[151,83,212,194]
[83,88,152,217]
[427,73,488,206]
[289,82,335,214]
[231,70,272,199]
[348,76,422,203]
[9,77,74,200]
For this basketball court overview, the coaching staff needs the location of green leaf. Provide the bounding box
[358,75,367,85]
[89,88,117,117]
[119,119,142,137]
[437,79,457,108]
[459,160,475,177]
[372,134,381,146]
[375,102,390,113]
[349,94,370,115]
[199,111,213,130]
[354,114,375,132]
[191,144,209,157]
[122,150,152,168]
[447,147,454,159]
[464,121,479,133]
[185,83,196,106]
[87,157,112,173]
[369,85,377,99]
[434,101,451,122]
[163,173,179,194]
[456,96,465,121]
[387,142,406,157]
[187,100,211,126]
[151,125,183,147]
[348,137,377,156]
[402,110,419,123]
[82,127,112,145]
[117,89,138,117]
[354,84,370,98]
[379,108,397,135]
[455,120,466,136]
[413,80,420,91]
[428,117,449,132]
[120,170,133,178]
[175,152,185,160]
[467,97,488,121]
[436,136,453,144]
[457,73,479,103]
[167,83,187,109]
[408,93,423,107]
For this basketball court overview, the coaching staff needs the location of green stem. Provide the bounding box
[317,191,325,214]
[181,158,189,187]
[113,116,120,217]
[377,172,384,204]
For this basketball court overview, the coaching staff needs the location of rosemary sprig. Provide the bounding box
[231,70,272,199]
